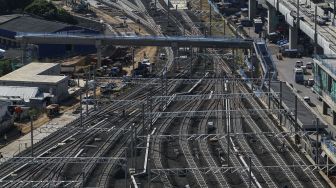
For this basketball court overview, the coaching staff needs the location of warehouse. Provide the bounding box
[313,55,336,125]
[0,63,69,102]
[0,14,99,58]
[0,86,52,109]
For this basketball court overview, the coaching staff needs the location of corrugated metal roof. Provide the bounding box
[0,14,69,33]
[0,86,39,102]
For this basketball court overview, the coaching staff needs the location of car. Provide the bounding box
[295,61,303,68]
[304,96,311,103]
[306,62,313,69]
[82,96,95,105]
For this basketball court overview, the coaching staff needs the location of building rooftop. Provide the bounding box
[0,86,40,102]
[0,14,20,25]
[0,14,69,33]
[0,63,67,84]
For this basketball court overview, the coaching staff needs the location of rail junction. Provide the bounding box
[0,0,334,187]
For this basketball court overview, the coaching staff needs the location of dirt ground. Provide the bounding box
[123,46,158,75]
[91,6,150,36]
[194,0,233,36]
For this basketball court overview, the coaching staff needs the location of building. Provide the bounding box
[0,100,14,132]
[313,55,336,125]
[0,14,99,58]
[0,62,69,102]
[0,86,52,109]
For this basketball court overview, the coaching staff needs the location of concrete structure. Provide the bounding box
[289,26,298,49]
[16,34,254,48]
[0,63,69,102]
[313,55,336,125]
[0,14,98,58]
[265,0,336,54]
[267,4,278,34]
[249,0,257,20]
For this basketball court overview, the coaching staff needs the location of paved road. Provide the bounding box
[269,44,336,137]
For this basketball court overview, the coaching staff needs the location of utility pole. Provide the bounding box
[167,0,170,26]
[223,19,226,35]
[142,104,145,136]
[132,47,135,76]
[30,116,34,158]
[125,150,128,188]
[209,5,212,36]
[248,156,252,188]
[279,81,283,126]
[268,69,271,109]
[296,0,300,27]
[93,65,97,111]
[190,46,193,78]
[316,118,319,165]
[85,72,89,116]
[80,91,83,129]
[314,5,317,55]
[332,0,336,26]
[294,96,298,133]
[131,123,134,169]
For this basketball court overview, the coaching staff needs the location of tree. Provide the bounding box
[24,0,77,24]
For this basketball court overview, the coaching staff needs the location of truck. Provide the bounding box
[294,68,304,83]
[253,18,263,33]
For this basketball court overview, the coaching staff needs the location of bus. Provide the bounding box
[294,68,304,83]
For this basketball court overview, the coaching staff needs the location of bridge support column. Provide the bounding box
[323,101,328,115]
[95,40,102,68]
[289,26,298,49]
[21,42,28,64]
[249,0,257,20]
[267,5,277,34]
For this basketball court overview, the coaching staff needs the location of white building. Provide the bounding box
[0,63,69,102]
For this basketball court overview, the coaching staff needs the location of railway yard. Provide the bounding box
[0,0,335,187]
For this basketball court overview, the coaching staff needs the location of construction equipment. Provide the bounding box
[46,104,60,118]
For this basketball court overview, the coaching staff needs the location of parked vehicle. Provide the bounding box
[240,18,253,27]
[159,53,166,60]
[295,61,303,68]
[306,78,315,87]
[283,49,301,58]
[253,18,263,33]
[294,68,304,83]
[306,62,313,69]
[46,104,59,118]
[82,95,95,105]
[268,32,280,43]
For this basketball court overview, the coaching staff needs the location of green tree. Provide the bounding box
[0,60,12,76]
[24,0,77,24]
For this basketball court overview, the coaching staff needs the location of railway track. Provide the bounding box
[239,82,325,188]
[198,100,230,187]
